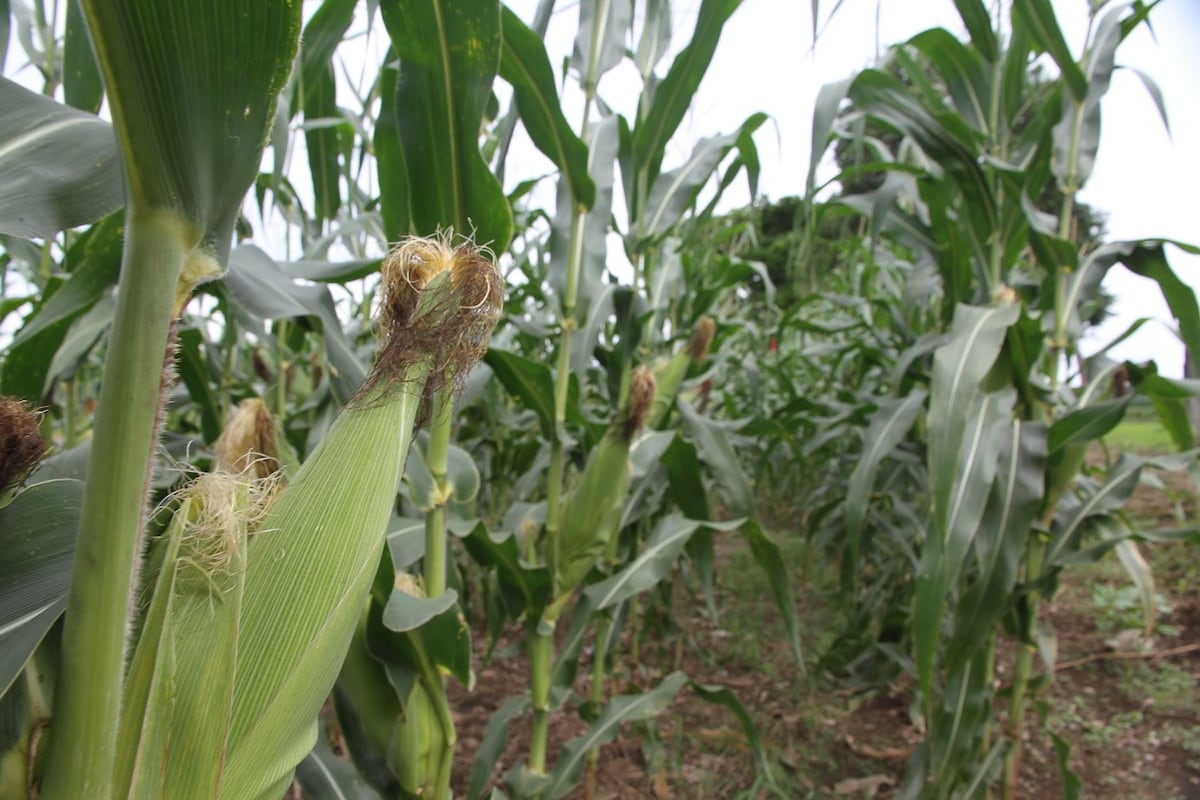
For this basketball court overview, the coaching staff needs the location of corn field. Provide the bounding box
[1,1,1198,798]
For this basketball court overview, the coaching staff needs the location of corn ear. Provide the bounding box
[115,235,501,798]
[115,472,255,799]
[554,367,656,596]
[647,317,713,430]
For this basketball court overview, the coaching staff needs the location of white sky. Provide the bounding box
[511,0,1200,376]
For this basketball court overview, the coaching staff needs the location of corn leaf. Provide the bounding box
[0,480,82,696]
[584,515,741,610]
[466,696,529,800]
[379,0,512,250]
[62,0,102,113]
[499,6,595,209]
[1013,0,1088,101]
[80,0,301,262]
[632,0,742,188]
[570,0,631,82]
[953,0,998,62]
[0,78,121,239]
[546,671,689,798]
[843,390,927,589]
[296,732,385,800]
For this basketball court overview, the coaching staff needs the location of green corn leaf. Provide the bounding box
[1114,538,1156,638]
[499,6,595,209]
[0,78,121,239]
[1045,455,1142,568]
[942,390,1015,588]
[62,0,102,113]
[843,390,927,589]
[303,63,345,224]
[907,28,991,133]
[485,348,558,438]
[687,680,770,775]
[634,0,671,76]
[295,731,386,800]
[949,421,1046,666]
[379,0,512,251]
[0,480,82,697]
[296,0,359,110]
[80,0,301,265]
[1052,5,1123,188]
[1106,239,1200,370]
[677,398,753,516]
[546,671,689,798]
[223,246,365,399]
[632,0,742,189]
[466,696,530,800]
[176,327,224,443]
[1048,398,1130,454]
[571,0,631,84]
[375,56,413,241]
[9,214,122,349]
[584,515,742,610]
[928,302,1020,540]
[1013,0,1088,101]
[808,78,852,196]
[953,0,998,62]
[641,114,767,241]
[743,518,804,670]
[462,522,552,620]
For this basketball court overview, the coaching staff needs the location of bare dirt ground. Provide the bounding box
[446,466,1200,799]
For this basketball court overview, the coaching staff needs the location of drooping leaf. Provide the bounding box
[0,78,121,239]
[640,114,767,242]
[223,245,365,399]
[677,398,753,516]
[584,515,741,610]
[953,0,998,62]
[1107,239,1200,370]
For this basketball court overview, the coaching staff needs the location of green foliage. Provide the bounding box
[1,1,1196,799]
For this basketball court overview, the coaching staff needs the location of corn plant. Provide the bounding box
[808,0,1200,796]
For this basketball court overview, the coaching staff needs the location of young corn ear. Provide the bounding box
[553,367,656,597]
[116,236,501,798]
[647,316,714,430]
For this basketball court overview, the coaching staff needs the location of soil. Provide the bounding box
[301,461,1200,799]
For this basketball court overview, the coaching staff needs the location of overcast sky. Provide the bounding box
[512,0,1200,376]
